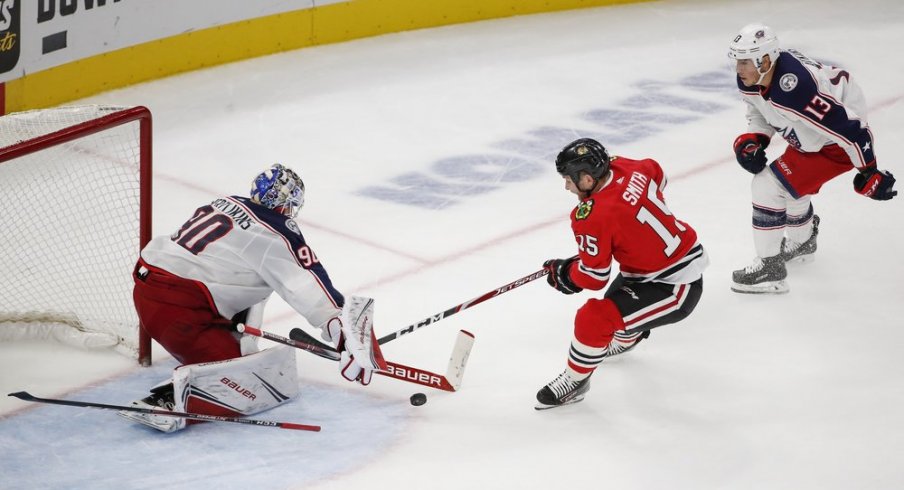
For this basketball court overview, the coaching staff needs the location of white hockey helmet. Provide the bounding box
[250,164,305,218]
[728,23,780,71]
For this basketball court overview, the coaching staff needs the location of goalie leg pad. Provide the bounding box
[173,345,299,420]
[118,383,184,433]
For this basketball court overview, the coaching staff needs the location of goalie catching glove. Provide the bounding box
[322,296,387,385]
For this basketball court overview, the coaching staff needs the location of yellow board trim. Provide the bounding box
[5,0,648,112]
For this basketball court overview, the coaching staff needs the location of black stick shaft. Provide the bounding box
[376,268,549,345]
[8,391,320,432]
[238,324,340,361]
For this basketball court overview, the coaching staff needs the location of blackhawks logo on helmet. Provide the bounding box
[575,199,594,220]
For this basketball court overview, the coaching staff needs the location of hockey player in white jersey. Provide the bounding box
[120,164,383,432]
[727,23,896,294]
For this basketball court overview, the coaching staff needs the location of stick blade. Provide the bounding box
[445,330,475,391]
[280,422,322,432]
[8,391,34,401]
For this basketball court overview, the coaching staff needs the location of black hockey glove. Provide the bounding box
[733,133,771,174]
[853,166,897,201]
[543,257,583,295]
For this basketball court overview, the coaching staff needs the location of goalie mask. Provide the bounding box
[250,164,305,218]
[555,138,611,188]
[728,23,780,78]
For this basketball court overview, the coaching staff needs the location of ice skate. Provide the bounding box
[118,384,180,433]
[781,215,819,264]
[535,370,591,410]
[731,255,788,294]
[604,329,651,358]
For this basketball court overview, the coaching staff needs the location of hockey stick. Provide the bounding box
[376,267,550,345]
[8,391,321,432]
[236,324,340,362]
[240,325,469,391]
[286,327,475,392]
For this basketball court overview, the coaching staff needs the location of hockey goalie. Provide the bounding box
[119,164,385,432]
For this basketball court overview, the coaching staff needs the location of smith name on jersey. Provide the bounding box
[568,157,708,290]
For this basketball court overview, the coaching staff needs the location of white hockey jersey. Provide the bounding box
[140,196,343,328]
[738,49,875,169]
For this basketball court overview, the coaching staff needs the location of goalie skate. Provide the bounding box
[781,215,819,264]
[535,371,591,410]
[731,255,789,294]
[118,385,180,433]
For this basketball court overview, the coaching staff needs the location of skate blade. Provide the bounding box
[534,395,586,411]
[786,254,815,265]
[730,280,789,295]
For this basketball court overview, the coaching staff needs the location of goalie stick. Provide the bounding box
[236,324,340,362]
[8,391,321,432]
[377,266,551,345]
[247,326,472,392]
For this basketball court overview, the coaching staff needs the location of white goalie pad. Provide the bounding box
[172,345,299,420]
[339,296,387,374]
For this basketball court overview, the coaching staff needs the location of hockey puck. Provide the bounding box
[409,393,427,406]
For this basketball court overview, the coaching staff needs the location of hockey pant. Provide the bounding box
[165,346,300,432]
[133,259,241,365]
[751,144,851,257]
[568,275,703,374]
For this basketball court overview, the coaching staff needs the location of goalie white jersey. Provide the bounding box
[140,196,344,327]
[738,49,875,169]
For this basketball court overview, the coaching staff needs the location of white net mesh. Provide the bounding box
[0,106,149,359]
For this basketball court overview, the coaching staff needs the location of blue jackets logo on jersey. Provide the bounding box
[779,73,798,92]
[783,128,801,149]
[285,219,301,235]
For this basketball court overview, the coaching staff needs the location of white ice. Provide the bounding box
[2,0,903,488]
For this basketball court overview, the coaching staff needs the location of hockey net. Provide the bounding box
[0,105,152,365]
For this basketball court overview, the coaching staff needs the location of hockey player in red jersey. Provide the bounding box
[728,23,896,294]
[537,138,708,410]
[121,164,382,431]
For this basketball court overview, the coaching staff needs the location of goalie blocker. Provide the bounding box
[119,346,299,432]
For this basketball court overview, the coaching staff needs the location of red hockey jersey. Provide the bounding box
[566,157,708,290]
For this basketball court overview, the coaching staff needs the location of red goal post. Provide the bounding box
[0,106,153,365]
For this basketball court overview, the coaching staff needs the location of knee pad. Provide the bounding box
[574,298,625,347]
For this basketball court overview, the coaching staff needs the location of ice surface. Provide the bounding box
[2,0,903,488]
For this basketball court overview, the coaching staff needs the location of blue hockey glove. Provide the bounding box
[853,167,897,201]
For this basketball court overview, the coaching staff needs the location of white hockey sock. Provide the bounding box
[785,203,815,245]
[567,339,604,380]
